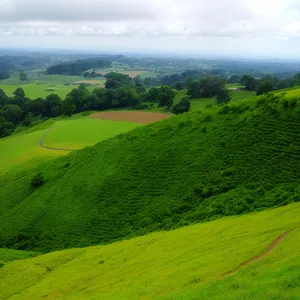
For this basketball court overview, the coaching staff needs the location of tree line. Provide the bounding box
[46,59,112,76]
[0,72,190,138]
[240,73,300,95]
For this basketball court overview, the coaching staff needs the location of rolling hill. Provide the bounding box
[0,89,300,252]
[0,202,299,299]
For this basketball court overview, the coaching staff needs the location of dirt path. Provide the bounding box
[38,124,77,151]
[221,227,298,277]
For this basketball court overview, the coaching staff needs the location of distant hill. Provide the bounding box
[0,88,300,252]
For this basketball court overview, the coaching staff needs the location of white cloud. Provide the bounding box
[0,0,299,56]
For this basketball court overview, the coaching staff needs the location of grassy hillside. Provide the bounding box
[42,119,139,149]
[0,203,299,299]
[0,89,300,252]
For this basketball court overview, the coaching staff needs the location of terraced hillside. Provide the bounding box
[0,203,300,299]
[0,89,300,252]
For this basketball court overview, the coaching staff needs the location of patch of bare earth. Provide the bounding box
[74,80,104,85]
[89,111,172,124]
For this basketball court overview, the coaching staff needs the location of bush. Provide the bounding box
[31,173,45,189]
[171,96,191,114]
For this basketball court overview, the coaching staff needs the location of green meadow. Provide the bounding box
[0,75,103,99]
[0,83,75,99]
[174,89,256,111]
[0,203,299,299]
[0,129,65,174]
[42,118,140,149]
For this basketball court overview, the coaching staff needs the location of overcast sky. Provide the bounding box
[0,0,300,57]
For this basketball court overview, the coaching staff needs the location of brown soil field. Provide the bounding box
[98,70,144,78]
[74,80,105,85]
[89,111,172,124]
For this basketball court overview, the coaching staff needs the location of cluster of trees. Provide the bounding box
[83,71,103,78]
[237,73,300,95]
[0,70,10,80]
[47,59,112,75]
[187,76,231,104]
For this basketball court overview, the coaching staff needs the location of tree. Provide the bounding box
[143,87,160,102]
[1,104,23,124]
[113,87,139,108]
[105,72,131,89]
[61,96,76,116]
[105,78,120,89]
[0,89,9,109]
[19,72,28,81]
[26,98,45,116]
[84,94,100,110]
[240,75,257,91]
[83,72,91,78]
[67,84,90,112]
[173,81,185,90]
[44,94,63,117]
[171,96,191,114]
[187,76,226,98]
[256,76,278,96]
[0,70,10,80]
[0,116,14,137]
[216,89,231,105]
[227,75,241,84]
[13,87,25,99]
[156,86,175,109]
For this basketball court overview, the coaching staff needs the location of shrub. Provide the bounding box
[31,173,45,189]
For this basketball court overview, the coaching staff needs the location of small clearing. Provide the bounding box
[89,111,172,124]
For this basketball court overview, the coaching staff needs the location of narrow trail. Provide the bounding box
[221,226,299,277]
[38,123,78,151]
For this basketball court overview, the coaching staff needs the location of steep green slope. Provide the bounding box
[0,203,300,300]
[0,90,300,251]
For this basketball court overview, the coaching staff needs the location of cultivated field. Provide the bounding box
[89,111,172,124]
[0,203,299,299]
[97,68,157,78]
[0,111,168,173]
[74,79,105,86]
[42,119,140,150]
[0,129,65,174]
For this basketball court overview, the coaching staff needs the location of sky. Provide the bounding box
[0,0,300,58]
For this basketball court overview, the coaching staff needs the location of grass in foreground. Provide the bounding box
[0,203,299,299]
[172,226,300,300]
